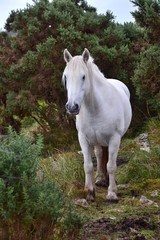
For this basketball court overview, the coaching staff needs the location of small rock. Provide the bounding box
[150,190,158,197]
[77,150,83,155]
[74,198,88,208]
[139,195,159,207]
[118,184,130,189]
[130,227,137,233]
[109,216,116,220]
[112,208,124,213]
[140,142,150,152]
[139,133,149,140]
[135,132,151,152]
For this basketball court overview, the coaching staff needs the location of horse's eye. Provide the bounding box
[82,75,85,81]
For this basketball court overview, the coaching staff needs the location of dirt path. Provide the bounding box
[79,216,158,240]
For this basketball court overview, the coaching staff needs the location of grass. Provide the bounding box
[116,146,160,184]
[116,117,160,184]
[6,117,159,239]
[40,151,85,196]
[43,117,160,239]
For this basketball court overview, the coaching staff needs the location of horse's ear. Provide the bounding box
[64,49,72,63]
[82,48,90,63]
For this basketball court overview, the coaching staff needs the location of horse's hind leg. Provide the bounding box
[107,134,121,202]
[95,146,109,187]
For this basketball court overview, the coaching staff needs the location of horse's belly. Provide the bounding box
[94,132,110,146]
[76,106,130,146]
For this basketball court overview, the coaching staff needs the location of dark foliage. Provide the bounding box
[0,0,159,141]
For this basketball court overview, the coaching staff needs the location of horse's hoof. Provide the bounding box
[106,198,119,205]
[106,192,118,204]
[95,179,108,187]
[86,189,95,202]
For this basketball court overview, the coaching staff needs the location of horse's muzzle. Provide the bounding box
[65,103,80,115]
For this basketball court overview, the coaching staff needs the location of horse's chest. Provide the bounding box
[76,117,111,146]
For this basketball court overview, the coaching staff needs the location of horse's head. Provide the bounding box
[62,48,90,115]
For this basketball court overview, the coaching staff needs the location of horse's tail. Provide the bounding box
[102,146,109,185]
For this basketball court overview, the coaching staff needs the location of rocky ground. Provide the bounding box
[77,182,160,240]
[80,216,157,240]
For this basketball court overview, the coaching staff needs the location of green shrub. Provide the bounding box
[0,128,83,239]
[0,127,43,220]
[132,45,160,118]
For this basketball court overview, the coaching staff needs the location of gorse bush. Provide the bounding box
[132,44,160,117]
[0,127,43,221]
[0,127,43,188]
[0,128,83,239]
[0,0,147,138]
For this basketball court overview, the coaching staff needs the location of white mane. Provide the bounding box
[86,56,106,82]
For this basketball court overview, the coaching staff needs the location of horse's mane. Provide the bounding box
[87,56,106,81]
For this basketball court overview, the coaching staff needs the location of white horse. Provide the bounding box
[63,48,132,202]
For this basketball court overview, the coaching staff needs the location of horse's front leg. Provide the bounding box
[107,134,121,202]
[78,132,95,201]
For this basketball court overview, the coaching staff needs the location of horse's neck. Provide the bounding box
[88,62,107,93]
[84,64,108,113]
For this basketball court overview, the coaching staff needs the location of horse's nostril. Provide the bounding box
[65,102,79,114]
[74,104,79,110]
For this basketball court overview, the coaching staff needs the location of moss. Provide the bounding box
[140,230,155,239]
[130,179,160,193]
[68,188,86,199]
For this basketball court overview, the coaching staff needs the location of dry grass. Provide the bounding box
[40,151,85,197]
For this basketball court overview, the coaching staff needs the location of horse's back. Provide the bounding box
[105,78,132,135]
[107,79,130,99]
